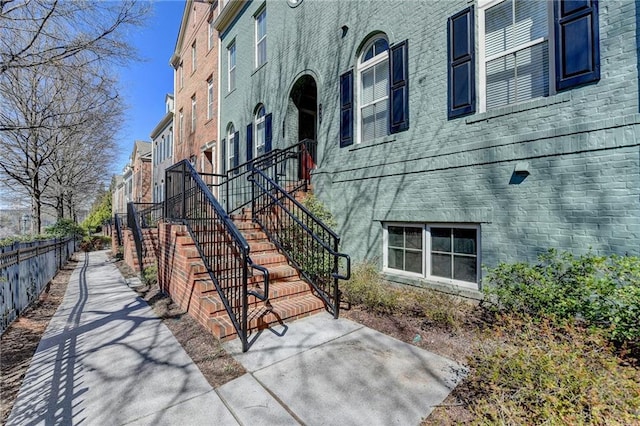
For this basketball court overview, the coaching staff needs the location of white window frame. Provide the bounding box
[255,7,267,68]
[254,104,266,158]
[179,62,184,89]
[228,41,236,92]
[207,77,214,120]
[168,127,173,159]
[179,110,184,144]
[356,36,389,144]
[208,19,214,51]
[191,95,196,132]
[478,0,556,113]
[382,223,481,290]
[191,41,197,73]
[227,124,235,170]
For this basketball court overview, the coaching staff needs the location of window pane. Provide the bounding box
[431,228,451,252]
[431,253,452,279]
[454,255,477,282]
[257,39,266,66]
[453,228,476,255]
[373,61,388,100]
[514,0,547,46]
[361,68,374,104]
[361,104,375,142]
[373,38,389,56]
[485,0,513,56]
[374,101,387,139]
[388,226,404,247]
[405,251,423,274]
[388,248,404,270]
[515,42,549,101]
[486,55,516,109]
[405,227,422,249]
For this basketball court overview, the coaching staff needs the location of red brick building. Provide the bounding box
[170,0,219,174]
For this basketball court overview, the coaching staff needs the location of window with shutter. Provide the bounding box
[476,0,599,113]
[358,37,389,143]
[254,104,266,157]
[448,6,475,119]
[340,70,353,148]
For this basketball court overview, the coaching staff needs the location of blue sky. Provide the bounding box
[113,0,185,175]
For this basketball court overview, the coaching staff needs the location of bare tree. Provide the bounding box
[0,0,148,77]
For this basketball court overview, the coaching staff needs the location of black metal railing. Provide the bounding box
[249,166,350,318]
[212,139,317,215]
[114,212,126,246]
[132,202,164,228]
[127,202,145,272]
[165,160,269,352]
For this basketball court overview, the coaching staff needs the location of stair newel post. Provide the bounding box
[333,238,340,319]
[241,251,249,352]
[181,163,187,220]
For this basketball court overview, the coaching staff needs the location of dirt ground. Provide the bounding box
[0,256,79,424]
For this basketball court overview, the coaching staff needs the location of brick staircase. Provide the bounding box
[157,216,326,342]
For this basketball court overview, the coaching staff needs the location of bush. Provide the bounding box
[142,265,158,286]
[466,316,640,424]
[45,219,86,238]
[80,235,111,252]
[483,249,640,348]
[341,261,474,329]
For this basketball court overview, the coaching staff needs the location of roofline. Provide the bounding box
[150,111,174,140]
[213,0,247,33]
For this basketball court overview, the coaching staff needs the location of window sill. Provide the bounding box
[382,272,483,299]
[348,135,396,152]
[465,92,572,124]
[252,61,268,76]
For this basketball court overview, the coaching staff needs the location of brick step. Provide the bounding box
[233,220,261,231]
[250,252,288,267]
[207,293,326,340]
[248,241,277,253]
[198,279,314,317]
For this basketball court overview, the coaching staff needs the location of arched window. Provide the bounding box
[358,36,389,143]
[227,123,236,171]
[254,104,266,157]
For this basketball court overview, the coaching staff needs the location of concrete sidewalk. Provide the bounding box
[7,250,466,426]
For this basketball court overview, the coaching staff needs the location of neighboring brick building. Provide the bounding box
[150,94,174,203]
[214,0,640,295]
[170,0,220,174]
[130,141,152,204]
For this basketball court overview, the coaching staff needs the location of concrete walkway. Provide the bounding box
[7,250,466,426]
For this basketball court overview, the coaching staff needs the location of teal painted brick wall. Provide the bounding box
[218,0,640,290]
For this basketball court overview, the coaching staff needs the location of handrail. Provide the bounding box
[133,202,164,228]
[165,160,269,352]
[213,139,315,214]
[113,213,125,246]
[249,166,351,318]
[127,202,145,272]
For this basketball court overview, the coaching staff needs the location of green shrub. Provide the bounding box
[45,219,86,238]
[483,249,640,347]
[466,316,640,424]
[142,265,158,286]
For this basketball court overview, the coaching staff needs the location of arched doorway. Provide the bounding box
[289,75,317,181]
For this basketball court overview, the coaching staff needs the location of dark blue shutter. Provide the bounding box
[390,40,409,134]
[340,70,353,147]
[233,131,239,172]
[555,0,600,91]
[221,138,226,173]
[246,123,253,162]
[447,6,475,119]
[265,113,272,152]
